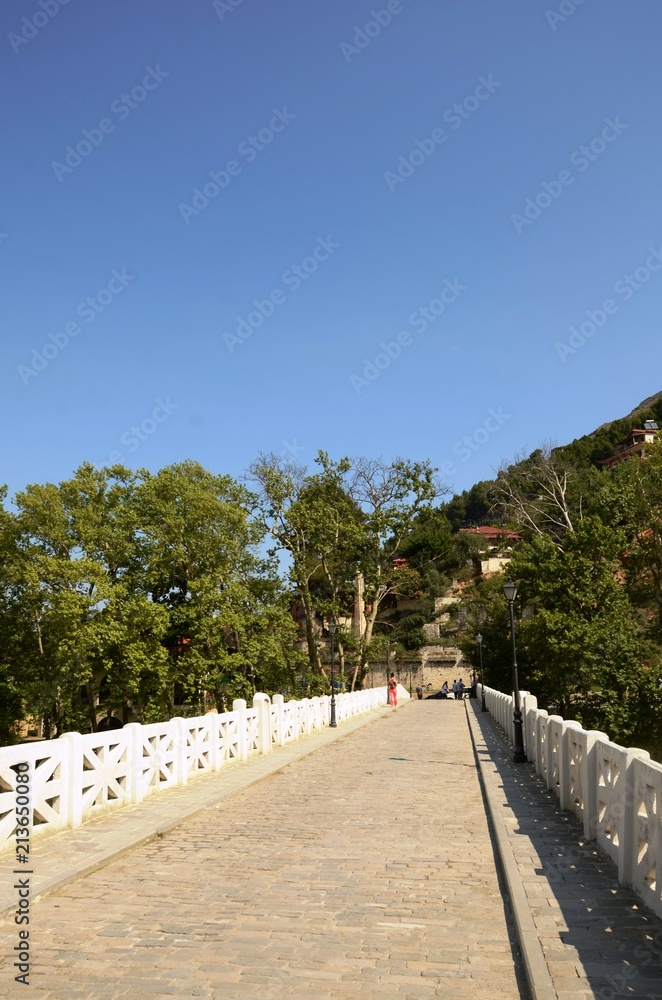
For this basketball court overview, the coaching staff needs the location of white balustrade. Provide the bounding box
[0,684,401,853]
[480,684,662,919]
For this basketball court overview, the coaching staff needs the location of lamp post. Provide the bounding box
[503,579,526,763]
[477,633,487,712]
[385,640,390,706]
[329,622,337,728]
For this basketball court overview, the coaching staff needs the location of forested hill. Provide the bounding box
[443,391,662,530]
[557,391,662,467]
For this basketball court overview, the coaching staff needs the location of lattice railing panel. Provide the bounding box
[184,718,214,777]
[79,733,132,818]
[632,757,662,914]
[218,714,240,762]
[139,723,177,795]
[246,709,259,755]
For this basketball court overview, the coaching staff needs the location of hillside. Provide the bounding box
[557,391,662,467]
[443,391,662,529]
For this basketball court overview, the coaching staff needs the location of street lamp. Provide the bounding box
[476,633,487,712]
[385,640,390,706]
[329,622,337,728]
[503,579,526,763]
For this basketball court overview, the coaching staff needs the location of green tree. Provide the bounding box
[248,452,365,678]
[511,516,659,744]
[347,456,443,681]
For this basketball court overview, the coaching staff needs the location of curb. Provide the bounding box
[465,700,557,1000]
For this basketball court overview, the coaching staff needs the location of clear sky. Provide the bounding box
[2,0,662,502]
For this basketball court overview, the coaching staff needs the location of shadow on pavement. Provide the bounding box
[472,706,662,999]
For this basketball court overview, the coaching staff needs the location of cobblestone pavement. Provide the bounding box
[469,703,662,1000]
[0,702,526,999]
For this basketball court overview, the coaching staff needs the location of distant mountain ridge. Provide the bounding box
[593,391,662,434]
[443,391,662,531]
[560,391,662,467]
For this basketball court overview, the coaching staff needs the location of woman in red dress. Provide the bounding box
[388,672,397,707]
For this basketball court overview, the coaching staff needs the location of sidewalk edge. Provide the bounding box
[465,701,557,1000]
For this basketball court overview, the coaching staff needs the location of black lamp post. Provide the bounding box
[503,579,526,763]
[385,640,390,705]
[477,633,487,712]
[329,622,337,728]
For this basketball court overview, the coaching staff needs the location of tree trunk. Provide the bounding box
[85,682,98,733]
[338,640,346,690]
[300,587,322,673]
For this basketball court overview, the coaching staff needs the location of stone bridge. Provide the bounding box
[1,688,662,998]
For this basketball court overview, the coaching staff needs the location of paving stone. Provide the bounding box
[0,702,526,996]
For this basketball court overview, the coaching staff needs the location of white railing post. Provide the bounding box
[303,698,312,736]
[535,709,548,778]
[272,694,285,746]
[124,723,145,805]
[546,715,563,796]
[581,730,608,840]
[59,732,83,828]
[521,693,537,760]
[171,717,188,787]
[622,747,651,886]
[253,694,272,755]
[207,711,222,770]
[560,720,582,811]
[233,699,248,760]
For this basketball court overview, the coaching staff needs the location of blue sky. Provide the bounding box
[2,0,662,502]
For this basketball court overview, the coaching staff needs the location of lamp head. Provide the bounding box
[503,578,518,603]
[476,633,483,645]
[328,622,336,636]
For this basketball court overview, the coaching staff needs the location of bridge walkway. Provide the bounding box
[0,700,661,997]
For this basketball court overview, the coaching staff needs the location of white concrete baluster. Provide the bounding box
[59,732,83,828]
[253,694,272,755]
[233,699,248,761]
[171,717,188,787]
[622,747,651,887]
[207,710,222,770]
[559,720,582,811]
[581,730,608,839]
[124,723,144,805]
[272,694,285,746]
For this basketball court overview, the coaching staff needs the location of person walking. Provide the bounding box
[388,672,398,707]
[441,681,448,700]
